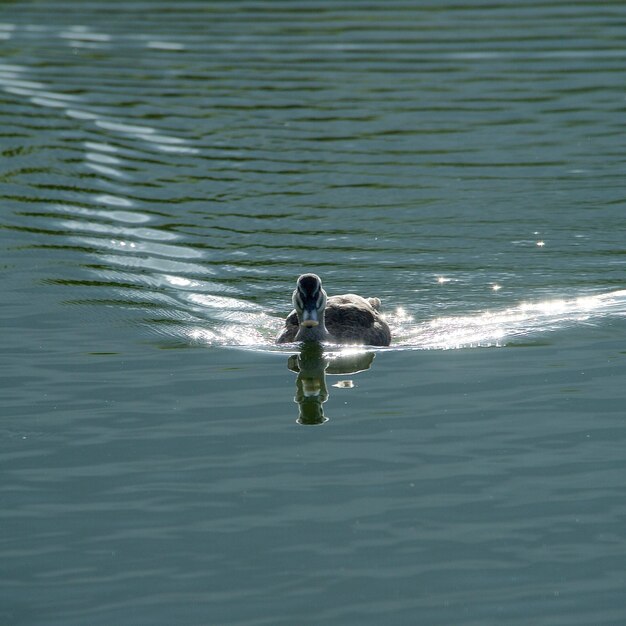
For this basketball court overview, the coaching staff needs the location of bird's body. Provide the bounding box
[276,274,391,346]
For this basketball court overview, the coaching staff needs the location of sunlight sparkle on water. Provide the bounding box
[187,324,267,347]
[400,291,626,350]
[164,275,194,288]
[332,346,371,358]
[393,306,412,322]
[94,194,133,208]
[167,290,626,351]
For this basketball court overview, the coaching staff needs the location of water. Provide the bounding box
[1,1,625,624]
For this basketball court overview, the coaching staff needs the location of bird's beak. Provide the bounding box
[301,306,319,328]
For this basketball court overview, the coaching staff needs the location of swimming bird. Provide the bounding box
[277,273,391,346]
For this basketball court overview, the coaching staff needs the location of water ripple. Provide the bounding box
[1,5,625,351]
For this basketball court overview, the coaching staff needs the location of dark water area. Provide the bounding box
[2,1,626,624]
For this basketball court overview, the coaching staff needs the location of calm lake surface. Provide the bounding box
[2,1,626,624]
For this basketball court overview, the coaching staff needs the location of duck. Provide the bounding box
[276,273,391,346]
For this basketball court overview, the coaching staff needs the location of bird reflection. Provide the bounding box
[287,343,375,425]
